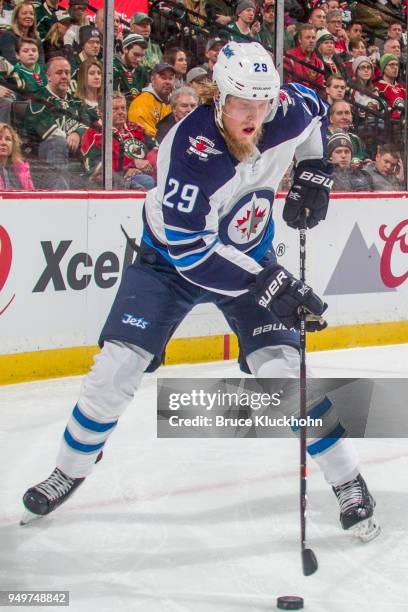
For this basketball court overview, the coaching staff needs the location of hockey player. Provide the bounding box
[22,42,379,541]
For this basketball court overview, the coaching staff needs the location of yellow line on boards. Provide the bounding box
[1,320,407,385]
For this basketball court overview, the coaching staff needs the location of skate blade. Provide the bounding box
[20,509,44,526]
[350,515,381,542]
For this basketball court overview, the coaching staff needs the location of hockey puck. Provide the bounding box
[277,595,304,610]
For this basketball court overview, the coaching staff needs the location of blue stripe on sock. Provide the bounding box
[73,405,117,433]
[291,397,332,433]
[64,427,106,453]
[307,423,346,456]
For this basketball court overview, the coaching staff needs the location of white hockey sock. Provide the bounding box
[56,341,153,478]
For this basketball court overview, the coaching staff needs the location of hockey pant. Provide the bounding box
[57,341,359,486]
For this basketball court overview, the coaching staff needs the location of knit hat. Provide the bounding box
[352,55,373,75]
[130,12,153,25]
[79,25,101,47]
[316,29,335,47]
[122,33,147,50]
[186,67,209,83]
[379,53,398,73]
[328,129,352,156]
[69,0,88,6]
[235,0,256,16]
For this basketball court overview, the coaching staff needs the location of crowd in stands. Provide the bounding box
[0,0,406,191]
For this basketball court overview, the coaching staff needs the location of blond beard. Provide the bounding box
[222,125,263,162]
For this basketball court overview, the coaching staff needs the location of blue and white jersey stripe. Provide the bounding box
[144,84,328,296]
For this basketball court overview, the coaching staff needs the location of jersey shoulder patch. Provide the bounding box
[166,105,238,197]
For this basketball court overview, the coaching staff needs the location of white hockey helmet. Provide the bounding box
[213,41,280,113]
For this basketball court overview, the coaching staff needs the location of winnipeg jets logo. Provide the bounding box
[235,197,266,240]
[221,190,273,251]
[188,135,222,160]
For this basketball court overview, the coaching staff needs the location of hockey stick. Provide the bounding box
[299,210,318,576]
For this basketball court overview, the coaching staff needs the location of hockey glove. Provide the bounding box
[249,264,328,332]
[283,160,334,230]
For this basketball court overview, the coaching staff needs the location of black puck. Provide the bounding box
[277,595,304,610]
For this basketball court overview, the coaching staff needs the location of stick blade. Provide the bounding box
[302,548,318,576]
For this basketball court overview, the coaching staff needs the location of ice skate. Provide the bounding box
[333,474,381,542]
[21,452,103,525]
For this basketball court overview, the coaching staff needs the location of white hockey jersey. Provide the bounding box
[143,83,328,297]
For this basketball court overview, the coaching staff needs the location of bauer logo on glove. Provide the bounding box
[250,264,328,332]
[283,159,334,230]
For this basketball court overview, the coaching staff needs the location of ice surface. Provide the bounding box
[0,345,407,611]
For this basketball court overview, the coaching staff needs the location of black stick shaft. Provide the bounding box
[298,214,318,576]
[299,223,307,554]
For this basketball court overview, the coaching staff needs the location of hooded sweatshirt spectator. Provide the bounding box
[128,63,176,138]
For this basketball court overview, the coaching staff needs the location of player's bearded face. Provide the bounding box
[221,96,271,161]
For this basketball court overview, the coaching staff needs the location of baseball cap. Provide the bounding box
[130,12,153,25]
[122,33,147,50]
[205,37,226,53]
[151,63,176,75]
[55,11,72,23]
[69,0,89,7]
[186,67,209,83]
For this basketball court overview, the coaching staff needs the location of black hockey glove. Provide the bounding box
[283,160,334,230]
[249,264,328,332]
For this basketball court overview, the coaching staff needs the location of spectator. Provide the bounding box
[346,21,364,43]
[309,7,327,30]
[0,0,13,29]
[325,73,346,104]
[205,0,234,29]
[225,0,261,43]
[24,56,87,188]
[81,92,155,190]
[328,129,373,191]
[386,21,403,43]
[200,37,225,77]
[349,38,366,58]
[285,24,325,91]
[377,53,406,120]
[128,63,175,138]
[260,0,295,52]
[186,66,210,99]
[364,143,403,190]
[35,0,59,42]
[0,37,47,93]
[113,33,149,103]
[129,12,162,72]
[328,100,368,163]
[316,28,343,79]
[43,11,72,62]
[0,1,42,65]
[0,122,34,189]
[350,56,383,117]
[94,9,122,54]
[156,85,199,143]
[75,58,101,124]
[70,25,102,91]
[163,47,188,88]
[64,0,90,49]
[383,38,402,58]
[325,9,347,56]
